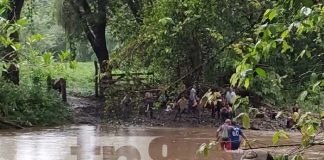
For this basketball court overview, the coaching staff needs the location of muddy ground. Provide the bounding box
[68,96,289,131]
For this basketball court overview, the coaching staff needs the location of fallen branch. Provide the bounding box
[242,143,324,150]
[0,118,24,129]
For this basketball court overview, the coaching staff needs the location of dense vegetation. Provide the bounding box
[0,0,323,158]
[0,0,71,126]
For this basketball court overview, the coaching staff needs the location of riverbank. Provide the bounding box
[69,95,288,131]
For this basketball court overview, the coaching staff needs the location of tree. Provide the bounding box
[230,0,323,107]
[1,0,25,85]
[55,0,109,71]
[110,0,269,87]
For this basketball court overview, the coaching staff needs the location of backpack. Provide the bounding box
[221,125,230,139]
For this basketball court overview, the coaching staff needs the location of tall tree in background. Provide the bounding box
[1,0,25,84]
[55,0,143,72]
[54,0,105,71]
[110,0,268,87]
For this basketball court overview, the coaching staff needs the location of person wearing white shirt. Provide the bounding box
[226,88,236,106]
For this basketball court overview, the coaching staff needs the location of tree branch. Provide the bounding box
[125,0,143,24]
[241,142,324,150]
[69,0,96,45]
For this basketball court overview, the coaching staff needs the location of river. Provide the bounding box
[0,125,323,160]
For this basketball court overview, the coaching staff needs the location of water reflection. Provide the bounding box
[0,125,323,160]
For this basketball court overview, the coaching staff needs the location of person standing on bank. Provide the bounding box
[226,87,236,107]
[189,84,199,112]
[144,92,154,119]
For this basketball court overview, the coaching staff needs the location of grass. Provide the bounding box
[65,62,95,96]
[2,61,155,97]
[0,61,96,96]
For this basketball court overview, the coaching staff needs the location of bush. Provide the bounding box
[0,79,71,126]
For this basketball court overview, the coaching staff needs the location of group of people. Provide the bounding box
[216,119,247,151]
[122,81,238,122]
[121,83,248,151]
[177,82,237,121]
[218,87,236,121]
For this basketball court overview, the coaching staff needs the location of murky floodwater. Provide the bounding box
[0,125,323,160]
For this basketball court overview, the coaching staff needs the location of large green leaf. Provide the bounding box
[272,130,289,145]
[298,91,308,101]
[320,80,324,87]
[281,30,290,39]
[244,78,250,89]
[272,131,280,145]
[255,67,267,77]
[268,9,277,21]
[27,34,44,43]
[16,18,29,26]
[262,9,271,21]
[281,40,292,53]
[296,112,312,126]
[312,81,321,91]
[321,111,324,119]
[234,113,251,129]
[197,143,207,154]
[242,114,251,129]
[158,17,173,25]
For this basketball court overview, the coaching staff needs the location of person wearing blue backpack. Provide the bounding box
[230,121,247,150]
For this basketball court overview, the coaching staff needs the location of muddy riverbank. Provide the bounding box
[69,96,289,131]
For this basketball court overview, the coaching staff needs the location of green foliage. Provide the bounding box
[272,130,289,145]
[0,4,72,127]
[291,154,304,160]
[255,67,267,78]
[234,113,251,129]
[233,96,249,112]
[229,0,322,158]
[21,0,67,54]
[274,154,289,160]
[0,79,71,126]
[297,73,324,112]
[231,0,323,109]
[110,0,267,86]
[197,141,218,157]
[0,2,25,51]
[296,112,321,147]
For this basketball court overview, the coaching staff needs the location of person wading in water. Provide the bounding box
[230,121,247,150]
[216,119,233,150]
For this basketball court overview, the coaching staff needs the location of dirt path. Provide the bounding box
[67,95,105,125]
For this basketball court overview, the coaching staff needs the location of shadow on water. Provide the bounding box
[0,125,323,160]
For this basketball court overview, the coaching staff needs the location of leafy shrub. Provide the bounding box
[0,79,71,126]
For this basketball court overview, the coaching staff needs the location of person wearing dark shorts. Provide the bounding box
[230,121,247,150]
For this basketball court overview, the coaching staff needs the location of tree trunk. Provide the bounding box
[86,23,109,72]
[69,0,109,72]
[69,0,109,97]
[1,0,25,85]
[185,35,202,86]
[125,0,143,24]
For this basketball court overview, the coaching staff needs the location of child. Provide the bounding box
[174,94,188,121]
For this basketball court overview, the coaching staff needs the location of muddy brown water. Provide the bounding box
[0,125,323,160]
